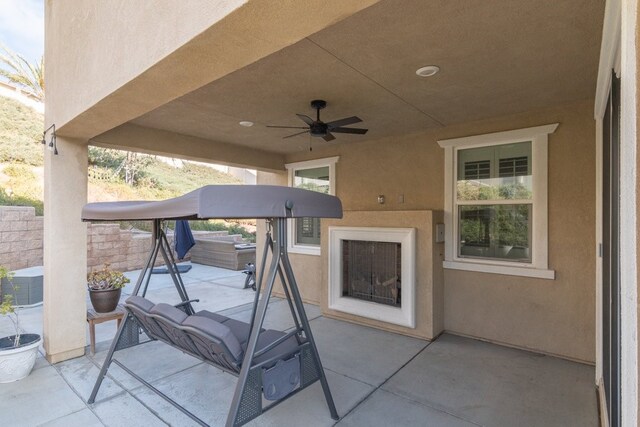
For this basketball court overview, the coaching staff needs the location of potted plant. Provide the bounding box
[0,265,42,383]
[87,263,130,313]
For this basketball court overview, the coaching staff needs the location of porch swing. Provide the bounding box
[81,185,342,427]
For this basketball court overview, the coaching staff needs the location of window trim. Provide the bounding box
[438,124,558,279]
[285,156,339,256]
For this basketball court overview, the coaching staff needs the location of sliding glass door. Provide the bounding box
[602,70,620,427]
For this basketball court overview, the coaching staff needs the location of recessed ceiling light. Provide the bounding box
[416,65,440,77]
[239,121,254,127]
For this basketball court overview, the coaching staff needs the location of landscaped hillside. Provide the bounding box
[86,147,242,202]
[0,94,43,165]
[0,95,254,239]
[0,95,45,213]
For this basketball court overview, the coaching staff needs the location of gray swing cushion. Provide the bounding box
[150,303,189,324]
[194,311,256,347]
[126,295,155,313]
[124,296,302,374]
[220,319,253,347]
[125,296,170,341]
[194,310,229,323]
[182,315,244,362]
[250,330,301,366]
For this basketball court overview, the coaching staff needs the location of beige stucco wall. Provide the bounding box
[259,99,595,363]
[43,137,88,363]
[637,8,640,413]
[45,0,246,132]
[94,124,285,173]
[441,101,595,364]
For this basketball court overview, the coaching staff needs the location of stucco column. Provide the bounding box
[43,137,88,363]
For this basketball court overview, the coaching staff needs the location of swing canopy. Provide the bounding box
[81,184,342,221]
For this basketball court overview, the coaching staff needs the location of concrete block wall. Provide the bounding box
[87,223,201,272]
[0,206,239,272]
[0,207,43,270]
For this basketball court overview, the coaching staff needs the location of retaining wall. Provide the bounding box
[0,206,234,272]
[0,207,43,270]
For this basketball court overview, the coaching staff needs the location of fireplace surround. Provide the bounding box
[328,226,416,328]
[320,210,444,340]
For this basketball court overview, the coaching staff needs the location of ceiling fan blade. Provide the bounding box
[330,127,368,135]
[296,114,314,125]
[266,125,308,129]
[283,130,309,139]
[323,133,336,142]
[326,116,362,129]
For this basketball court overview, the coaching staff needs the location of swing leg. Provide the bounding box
[279,221,339,421]
[226,236,281,427]
[268,234,302,333]
[88,314,132,404]
[247,223,272,336]
[141,232,162,297]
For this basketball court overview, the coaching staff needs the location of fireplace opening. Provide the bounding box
[342,240,401,307]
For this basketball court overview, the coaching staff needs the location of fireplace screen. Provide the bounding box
[342,240,401,307]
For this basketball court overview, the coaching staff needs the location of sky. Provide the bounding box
[0,0,44,62]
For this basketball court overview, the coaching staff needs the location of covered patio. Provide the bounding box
[38,0,638,425]
[0,264,596,426]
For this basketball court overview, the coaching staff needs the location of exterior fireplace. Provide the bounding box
[329,227,416,328]
[343,240,402,307]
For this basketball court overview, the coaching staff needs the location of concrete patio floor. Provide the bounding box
[0,263,597,426]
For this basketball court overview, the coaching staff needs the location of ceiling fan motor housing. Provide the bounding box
[310,122,328,137]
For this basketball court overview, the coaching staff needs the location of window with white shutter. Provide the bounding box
[438,124,557,279]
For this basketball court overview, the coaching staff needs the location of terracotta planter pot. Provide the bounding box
[0,333,41,383]
[89,288,122,313]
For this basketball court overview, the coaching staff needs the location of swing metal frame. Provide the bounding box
[87,217,338,427]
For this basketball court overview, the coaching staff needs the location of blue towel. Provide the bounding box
[174,220,195,260]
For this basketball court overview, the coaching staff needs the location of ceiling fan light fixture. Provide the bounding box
[238,121,254,127]
[416,65,440,77]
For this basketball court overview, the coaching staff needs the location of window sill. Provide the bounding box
[443,260,555,280]
[288,245,321,256]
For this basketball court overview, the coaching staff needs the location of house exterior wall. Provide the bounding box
[45,0,246,132]
[42,137,88,363]
[636,4,640,415]
[444,101,595,364]
[259,99,595,363]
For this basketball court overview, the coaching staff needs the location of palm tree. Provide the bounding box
[0,44,44,101]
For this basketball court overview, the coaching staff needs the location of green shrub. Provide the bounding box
[0,187,43,215]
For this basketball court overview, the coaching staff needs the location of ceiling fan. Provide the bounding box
[267,100,368,142]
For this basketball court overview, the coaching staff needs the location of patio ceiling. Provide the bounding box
[130,0,604,155]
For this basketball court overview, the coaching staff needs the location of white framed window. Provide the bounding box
[285,157,338,255]
[438,124,558,279]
